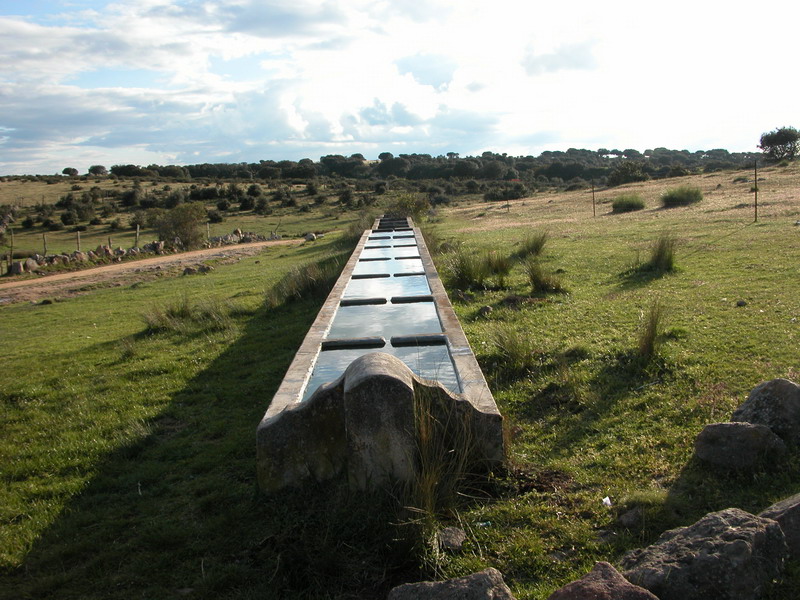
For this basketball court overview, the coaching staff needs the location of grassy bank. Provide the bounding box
[1,164,799,598]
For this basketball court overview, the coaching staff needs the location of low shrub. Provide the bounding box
[612,193,645,213]
[661,185,702,208]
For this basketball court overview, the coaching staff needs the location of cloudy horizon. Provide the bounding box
[1,0,797,175]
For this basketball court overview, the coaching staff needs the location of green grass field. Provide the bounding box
[1,165,799,598]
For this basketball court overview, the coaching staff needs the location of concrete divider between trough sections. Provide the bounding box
[257,216,504,493]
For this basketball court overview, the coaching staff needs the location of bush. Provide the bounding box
[661,185,702,207]
[612,193,645,213]
[207,209,224,223]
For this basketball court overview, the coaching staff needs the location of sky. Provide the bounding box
[0,0,797,175]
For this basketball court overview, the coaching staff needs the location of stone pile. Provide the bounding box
[694,378,800,470]
[205,228,275,247]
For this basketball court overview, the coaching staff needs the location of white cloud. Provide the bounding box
[1,0,798,174]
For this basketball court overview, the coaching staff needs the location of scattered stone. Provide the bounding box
[477,305,493,318]
[437,527,467,552]
[620,507,787,600]
[71,251,87,263]
[304,232,317,241]
[547,561,658,600]
[736,300,748,307]
[11,261,24,275]
[618,506,644,529]
[759,492,800,559]
[731,378,800,444]
[388,568,515,600]
[694,422,786,469]
[24,257,39,272]
[183,267,197,275]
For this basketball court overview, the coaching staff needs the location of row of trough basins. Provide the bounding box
[301,222,460,400]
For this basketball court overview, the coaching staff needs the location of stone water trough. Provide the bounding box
[257,216,504,493]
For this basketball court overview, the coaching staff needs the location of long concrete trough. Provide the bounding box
[257,216,504,493]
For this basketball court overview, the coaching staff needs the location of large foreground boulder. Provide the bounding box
[620,508,787,600]
[547,562,657,600]
[759,492,800,559]
[388,568,515,600]
[694,422,786,469]
[731,379,800,444]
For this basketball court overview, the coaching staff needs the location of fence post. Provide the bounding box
[754,160,758,223]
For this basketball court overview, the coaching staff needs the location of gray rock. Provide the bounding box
[694,422,786,469]
[304,232,317,241]
[731,379,800,444]
[547,561,657,600]
[618,506,645,529]
[437,527,467,552]
[759,493,800,559]
[388,568,515,600]
[24,257,39,272]
[183,267,197,276]
[477,305,493,317]
[620,507,787,600]
[71,251,87,263]
[11,261,24,275]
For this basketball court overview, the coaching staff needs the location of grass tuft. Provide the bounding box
[485,251,513,288]
[445,247,490,290]
[612,193,645,213]
[516,230,549,258]
[141,295,237,335]
[637,299,666,360]
[523,257,566,294]
[645,232,677,273]
[661,185,703,207]
[265,254,345,307]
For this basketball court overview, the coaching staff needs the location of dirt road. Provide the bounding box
[0,239,300,305]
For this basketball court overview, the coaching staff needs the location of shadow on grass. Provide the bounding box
[2,297,418,600]
[615,265,674,291]
[598,449,800,597]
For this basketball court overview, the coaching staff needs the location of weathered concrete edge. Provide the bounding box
[414,226,501,418]
[258,218,502,439]
[261,229,371,423]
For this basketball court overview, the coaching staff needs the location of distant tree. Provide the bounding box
[62,167,78,176]
[155,202,206,249]
[378,152,394,161]
[759,126,799,161]
[607,161,649,186]
[88,165,107,176]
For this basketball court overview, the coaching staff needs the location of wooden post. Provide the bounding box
[206,222,210,240]
[754,160,758,223]
[43,233,48,256]
[9,227,14,274]
[135,224,140,248]
[77,230,81,252]
[108,236,112,248]
[592,180,596,217]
